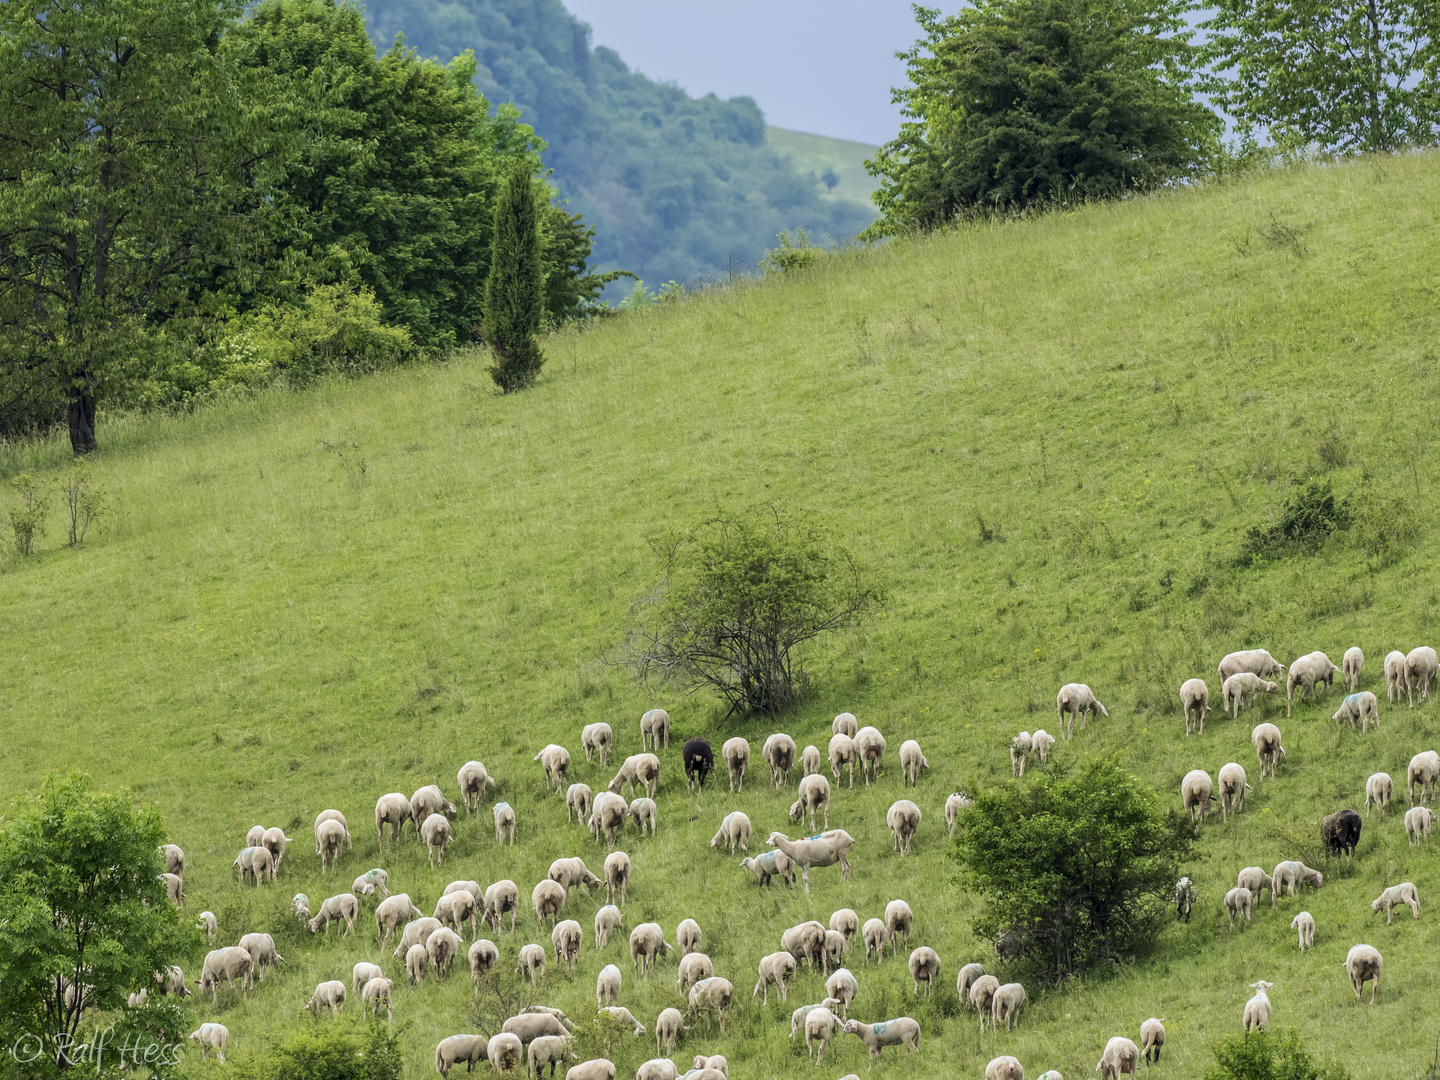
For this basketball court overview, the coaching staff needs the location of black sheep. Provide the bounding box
[682,738,713,791]
[1322,808,1362,860]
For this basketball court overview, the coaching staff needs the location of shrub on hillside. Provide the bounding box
[232,1019,402,1080]
[760,228,826,275]
[952,758,1192,979]
[1240,479,1350,563]
[1204,1029,1350,1080]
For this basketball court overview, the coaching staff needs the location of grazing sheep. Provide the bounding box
[232,846,273,887]
[595,905,624,949]
[161,844,184,877]
[552,919,583,972]
[909,947,941,996]
[1333,691,1380,732]
[833,712,859,737]
[1410,750,1440,804]
[945,792,972,836]
[604,851,632,907]
[1242,980,1273,1031]
[436,1034,489,1079]
[842,1016,920,1060]
[969,974,1000,1030]
[630,923,673,975]
[306,979,346,1017]
[483,880,521,933]
[527,1035,575,1078]
[374,793,412,846]
[781,921,827,971]
[195,947,252,1001]
[766,830,856,893]
[1251,723,1286,779]
[189,1023,229,1063]
[198,910,218,941]
[392,917,441,959]
[314,809,352,854]
[308,893,358,937]
[985,1057,1023,1080]
[532,879,568,928]
[237,933,283,981]
[800,744,822,777]
[682,738,714,792]
[721,738,750,792]
[739,850,795,888]
[1221,671,1277,720]
[790,774,831,832]
[161,872,186,905]
[1271,861,1323,906]
[899,740,929,785]
[628,798,659,837]
[420,812,452,869]
[469,938,499,981]
[1407,646,1439,707]
[1224,887,1253,928]
[494,801,517,846]
[686,977,734,1032]
[824,929,847,969]
[1321,809,1362,861]
[676,952,713,993]
[1345,944,1382,1003]
[853,727,887,784]
[710,811,751,854]
[676,919,702,956]
[830,908,859,942]
[1010,732,1033,778]
[1366,772,1394,817]
[754,951,798,1004]
[1031,730,1056,765]
[635,1062,679,1080]
[353,867,390,901]
[589,792,627,849]
[405,943,429,985]
[517,943,546,984]
[1217,763,1250,822]
[862,918,888,964]
[1181,770,1213,824]
[609,754,661,800]
[886,800,922,855]
[1406,806,1437,845]
[596,963,622,1005]
[1140,1018,1165,1063]
[457,760,497,814]
[1343,646,1364,692]
[362,975,392,1022]
[803,1006,843,1064]
[246,824,264,849]
[488,1032,524,1074]
[352,961,383,996]
[1174,878,1195,923]
[567,784,594,826]
[885,899,913,951]
[1379,649,1406,704]
[583,723,615,766]
[535,745,572,792]
[1056,683,1108,738]
[1097,1036,1139,1079]
[1373,882,1420,924]
[502,1012,569,1045]
[1237,866,1273,904]
[316,819,349,872]
[655,1008,686,1055]
[828,734,859,789]
[1286,651,1341,716]
[411,785,458,831]
[762,733,798,788]
[1219,648,1287,682]
[991,982,1025,1029]
[1291,911,1315,951]
[956,962,986,1001]
[1180,678,1210,735]
[640,708,670,751]
[826,967,858,1018]
[550,856,603,895]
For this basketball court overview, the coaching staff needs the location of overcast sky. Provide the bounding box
[560,0,923,145]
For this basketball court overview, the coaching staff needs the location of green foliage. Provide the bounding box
[7,472,50,557]
[59,461,109,547]
[866,0,1220,232]
[246,286,418,386]
[1204,1029,1351,1080]
[760,228,827,276]
[953,758,1192,979]
[1202,0,1440,154]
[1240,480,1352,562]
[232,1019,402,1080]
[484,164,547,392]
[626,506,883,717]
[0,773,189,1078]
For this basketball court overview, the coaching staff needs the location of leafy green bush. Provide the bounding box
[246,286,418,386]
[6,472,49,556]
[1240,479,1350,562]
[233,1020,402,1080]
[761,228,826,275]
[1204,1029,1350,1080]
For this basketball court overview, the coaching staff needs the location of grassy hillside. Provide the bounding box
[4,153,1440,1079]
[766,127,881,214]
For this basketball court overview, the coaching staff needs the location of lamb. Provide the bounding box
[754,951,798,1004]
[1291,910,1315,950]
[1056,682,1108,738]
[801,744,822,777]
[969,974,999,1030]
[945,792,973,835]
[682,738,714,792]
[885,899,914,951]
[790,774,831,831]
[405,943,428,985]
[488,1032,524,1074]
[309,892,358,936]
[583,722,614,766]
[899,740,929,785]
[630,922,673,975]
[1174,877,1195,922]
[420,812,452,868]
[1224,887,1253,928]
[604,851,632,907]
[687,977,734,1032]
[655,1007,686,1054]
[833,711,859,737]
[1345,944,1382,1003]
[494,801,517,845]
[635,1062,679,1080]
[483,880,520,933]
[853,726,887,784]
[161,872,186,905]
[353,867,390,900]
[392,917,441,959]
[1180,678,1210,735]
[1405,806,1437,844]
[594,905,624,949]
[1321,808,1361,861]
[596,964,622,1005]
[535,745,572,792]
[362,976,393,1022]
[1251,722,1286,779]
[676,918,702,956]
[985,1057,1024,1080]
[517,943,546,984]
[738,849,796,888]
[676,952,713,993]
[352,961,383,996]
[189,1023,229,1063]
[436,1035,489,1079]
[1343,646,1364,692]
[640,708,670,750]
[1270,861,1323,906]
[826,967,858,1017]
[161,844,184,877]
[824,929,847,970]
[781,920,827,971]
[410,784,458,831]
[1333,691,1380,732]
[1217,763,1250,822]
[609,754,661,800]
[842,1016,920,1060]
[1372,882,1420,924]
[1286,651,1342,715]
[828,734,859,789]
[990,981,1025,1029]
[198,910,218,941]
[1237,866,1273,904]
[246,824,264,848]
[1010,732,1033,778]
[232,846,274,886]
[589,792,627,848]
[721,737,750,792]
[1385,649,1407,703]
[526,1035,575,1078]
[1411,749,1440,805]
[550,856,604,895]
[1221,672,1277,719]
[1181,770,1213,824]
[1031,729,1056,764]
[195,946,252,1001]
[457,759,497,813]
[1242,980,1273,1031]
[1366,772,1394,817]
[306,979,346,1017]
[314,809,352,853]
[1407,646,1439,707]
[862,918,888,963]
[1218,648,1287,682]
[628,798,658,837]
[710,812,751,854]
[374,793,412,846]
[1140,1018,1165,1063]
[468,938,498,980]
[426,926,463,979]
[956,962,986,1001]
[291,894,310,921]
[909,947,941,996]
[567,784,594,826]
[804,1006,844,1064]
[1097,1035,1140,1079]
[532,879,568,928]
[830,908,859,941]
[762,733,798,788]
[237,932,283,981]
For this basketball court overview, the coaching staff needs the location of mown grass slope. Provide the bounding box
[766,126,881,214]
[3,153,1440,1079]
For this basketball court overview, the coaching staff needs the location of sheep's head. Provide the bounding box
[1248,980,1274,992]
[767,832,785,847]
[842,1019,860,1034]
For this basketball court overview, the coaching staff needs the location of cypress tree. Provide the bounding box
[483,163,546,391]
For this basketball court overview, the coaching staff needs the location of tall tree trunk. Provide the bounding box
[67,384,97,454]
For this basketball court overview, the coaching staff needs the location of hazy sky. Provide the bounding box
[560,0,923,145]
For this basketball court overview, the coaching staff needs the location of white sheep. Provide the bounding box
[1179,678,1209,735]
[1097,1036,1139,1079]
[1030,730,1056,765]
[1372,882,1420,924]
[1174,878,1195,922]
[552,919,583,972]
[195,947,252,1001]
[1218,648,1287,682]
[488,1032,524,1074]
[1385,649,1407,703]
[375,893,422,946]
[781,920,827,971]
[1407,646,1439,707]
[762,733,798,788]
[676,952,713,993]
[945,791,972,836]
[392,917,441,960]
[1224,887,1253,928]
[1217,763,1250,822]
[1270,861,1323,906]
[1242,980,1273,1031]
[635,1061,679,1080]
[306,979,346,1016]
[1140,1018,1165,1063]
[676,918,702,956]
[483,880,520,933]
[374,793,412,846]
[457,760,496,814]
[527,1035,575,1078]
[804,1006,843,1064]
[686,977,734,1032]
[824,929,847,970]
[629,798,658,837]
[1221,672,1277,719]
[899,740,929,785]
[420,813,451,868]
[754,951,797,1004]
[550,856,603,894]
[655,1007,686,1055]
[1409,750,1440,805]
[956,962,986,1001]
[160,872,185,906]
[237,932,283,981]
[862,918,888,963]
[232,846,273,887]
[1291,911,1315,951]
[198,910,218,942]
[1251,722,1285,779]
[1343,646,1364,691]
[245,824,264,849]
[991,982,1025,1029]
[1345,944,1382,1003]
[189,1023,229,1063]
[640,708,670,751]
[1286,651,1341,715]
[410,784,458,831]
[710,811,751,854]
[828,734,858,789]
[493,801,517,846]
[361,975,392,1022]
[1406,805,1437,844]
[405,944,428,985]
[1233,866,1270,905]
[826,967,858,1017]
[801,744,822,777]
[517,942,546,984]
[830,908,859,942]
[532,879,568,928]
[1366,772,1394,817]
[353,867,390,901]
[887,800,921,855]
[595,905,624,949]
[853,726,887,784]
[352,961,383,996]
[721,737,750,792]
[468,939,498,981]
[969,975,999,1031]
[1333,691,1380,732]
[790,774,831,831]
[435,1035,489,1079]
[1010,731,1033,778]
[985,1057,1023,1080]
[630,922,673,974]
[583,722,614,766]
[1056,682,1108,738]
[909,947,941,996]
[604,851,632,907]
[833,711,859,737]
[589,792,627,848]
[309,893,358,937]
[160,844,184,877]
[609,753,661,800]
[567,783,594,826]
[535,744,572,792]
[314,809,352,853]
[738,848,796,888]
[1181,770,1213,824]
[842,1016,920,1060]
[885,899,913,950]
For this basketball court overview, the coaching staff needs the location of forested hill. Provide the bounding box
[361,0,876,288]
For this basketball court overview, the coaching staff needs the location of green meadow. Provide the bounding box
[3,152,1440,1078]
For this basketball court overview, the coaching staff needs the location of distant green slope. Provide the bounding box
[3,155,1440,1079]
[766,126,881,213]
